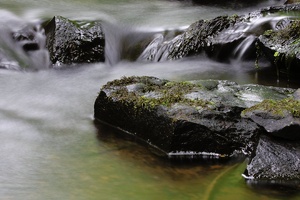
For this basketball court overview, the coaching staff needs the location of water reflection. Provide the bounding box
[246,180,300,198]
[94,121,248,198]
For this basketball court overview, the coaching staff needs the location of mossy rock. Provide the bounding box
[94,76,294,159]
[242,97,300,140]
[257,19,300,77]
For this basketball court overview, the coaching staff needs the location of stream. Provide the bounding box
[0,0,299,199]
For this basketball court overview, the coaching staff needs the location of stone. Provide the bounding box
[94,76,294,158]
[257,19,300,76]
[139,15,245,62]
[44,16,105,66]
[244,135,300,182]
[139,4,300,65]
[242,97,300,140]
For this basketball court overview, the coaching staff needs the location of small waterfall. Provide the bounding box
[103,22,159,66]
[137,27,186,62]
[233,35,257,60]
[233,16,289,60]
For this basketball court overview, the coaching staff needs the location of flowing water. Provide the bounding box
[0,0,300,199]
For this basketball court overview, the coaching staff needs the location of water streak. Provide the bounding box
[233,16,290,60]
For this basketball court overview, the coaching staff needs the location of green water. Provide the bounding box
[0,0,299,199]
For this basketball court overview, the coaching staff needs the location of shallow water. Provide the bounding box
[0,0,300,199]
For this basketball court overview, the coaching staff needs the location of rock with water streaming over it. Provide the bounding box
[93,76,296,159]
[139,4,300,63]
[139,15,246,62]
[138,11,280,62]
[44,16,105,66]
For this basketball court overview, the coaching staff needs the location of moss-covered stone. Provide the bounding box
[94,76,296,158]
[242,96,300,140]
[242,97,300,118]
[258,19,300,77]
[104,76,212,110]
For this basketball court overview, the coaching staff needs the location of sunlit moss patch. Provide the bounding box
[103,76,213,110]
[242,97,300,117]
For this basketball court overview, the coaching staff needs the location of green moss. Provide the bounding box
[262,20,300,46]
[263,29,274,36]
[262,20,299,40]
[242,98,300,117]
[261,20,300,76]
[104,77,212,110]
[104,76,140,88]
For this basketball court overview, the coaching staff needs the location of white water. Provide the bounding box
[233,16,290,60]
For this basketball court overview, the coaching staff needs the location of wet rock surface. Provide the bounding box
[44,16,105,66]
[244,134,300,181]
[139,4,300,66]
[139,15,245,62]
[258,18,300,73]
[94,76,295,158]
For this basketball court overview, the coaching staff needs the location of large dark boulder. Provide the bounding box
[44,16,105,66]
[94,76,294,158]
[244,134,300,183]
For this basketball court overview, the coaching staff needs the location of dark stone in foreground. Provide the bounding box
[244,135,300,181]
[94,76,294,158]
[44,16,105,66]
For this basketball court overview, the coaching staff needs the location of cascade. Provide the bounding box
[233,16,289,60]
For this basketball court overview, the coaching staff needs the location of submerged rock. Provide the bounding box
[244,134,300,182]
[44,16,105,66]
[94,76,294,158]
